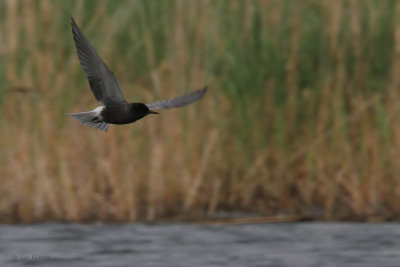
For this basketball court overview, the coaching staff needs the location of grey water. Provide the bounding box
[0,222,399,267]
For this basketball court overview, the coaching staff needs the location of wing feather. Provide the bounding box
[71,17,126,106]
[145,87,207,110]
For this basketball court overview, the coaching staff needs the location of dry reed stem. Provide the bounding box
[184,130,218,211]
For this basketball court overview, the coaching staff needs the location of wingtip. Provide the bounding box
[71,17,77,32]
[71,16,79,31]
[200,86,208,97]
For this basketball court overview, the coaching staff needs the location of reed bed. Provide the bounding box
[1,0,400,222]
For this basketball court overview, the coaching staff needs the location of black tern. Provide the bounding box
[69,17,207,132]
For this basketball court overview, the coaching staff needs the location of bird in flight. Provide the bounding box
[69,17,207,132]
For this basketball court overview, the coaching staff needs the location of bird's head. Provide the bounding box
[133,103,159,116]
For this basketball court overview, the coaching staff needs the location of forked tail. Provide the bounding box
[68,111,110,132]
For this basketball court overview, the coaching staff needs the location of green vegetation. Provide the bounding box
[1,0,400,222]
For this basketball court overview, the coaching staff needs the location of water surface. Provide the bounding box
[0,222,399,266]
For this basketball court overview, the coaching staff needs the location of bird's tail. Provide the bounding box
[68,111,110,132]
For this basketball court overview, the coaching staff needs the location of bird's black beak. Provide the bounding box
[148,110,159,115]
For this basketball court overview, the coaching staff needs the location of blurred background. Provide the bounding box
[1,0,400,223]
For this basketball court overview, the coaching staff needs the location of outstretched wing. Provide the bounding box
[145,87,208,110]
[71,17,126,106]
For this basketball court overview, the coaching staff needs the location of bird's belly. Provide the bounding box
[105,116,142,125]
[101,106,144,124]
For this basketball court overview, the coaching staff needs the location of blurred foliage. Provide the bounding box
[1,0,400,222]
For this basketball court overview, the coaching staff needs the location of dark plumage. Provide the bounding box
[69,17,207,132]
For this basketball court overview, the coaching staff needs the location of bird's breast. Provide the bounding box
[101,104,146,124]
